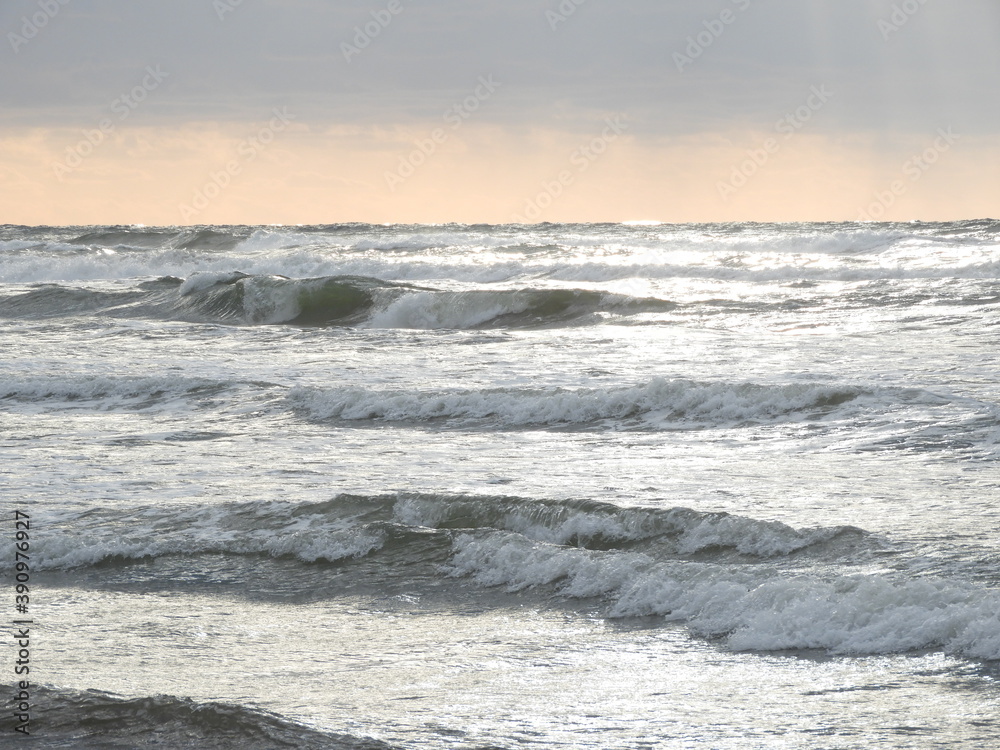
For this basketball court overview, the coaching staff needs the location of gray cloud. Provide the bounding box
[2,0,998,135]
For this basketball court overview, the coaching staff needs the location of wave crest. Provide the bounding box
[20,493,864,573]
[289,377,867,429]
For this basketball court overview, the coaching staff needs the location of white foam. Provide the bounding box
[363,290,533,329]
[178,271,247,297]
[448,532,1000,659]
[674,513,846,556]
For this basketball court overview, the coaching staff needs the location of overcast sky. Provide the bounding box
[1,0,998,224]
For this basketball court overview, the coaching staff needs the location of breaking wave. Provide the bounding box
[17,492,1000,659]
[288,377,871,429]
[0,273,676,328]
[18,493,863,572]
[447,532,1000,659]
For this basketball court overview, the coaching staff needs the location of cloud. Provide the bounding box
[3,1,998,130]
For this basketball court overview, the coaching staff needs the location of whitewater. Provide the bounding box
[2,221,1000,749]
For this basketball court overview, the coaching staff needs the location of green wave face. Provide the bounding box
[186,280,246,320]
[293,278,376,325]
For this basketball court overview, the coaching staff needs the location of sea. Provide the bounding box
[2,220,1000,749]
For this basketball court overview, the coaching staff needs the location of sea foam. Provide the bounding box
[448,532,1000,659]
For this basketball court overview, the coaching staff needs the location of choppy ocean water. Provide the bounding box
[2,221,1000,749]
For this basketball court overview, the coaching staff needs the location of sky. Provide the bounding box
[1,0,998,225]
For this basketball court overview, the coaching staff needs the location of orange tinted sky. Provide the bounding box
[2,0,998,225]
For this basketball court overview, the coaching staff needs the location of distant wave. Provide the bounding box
[8,369,996,453]
[67,227,247,252]
[2,220,999,286]
[0,375,251,412]
[5,255,1000,287]
[289,377,871,429]
[0,372,885,428]
[5,372,997,459]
